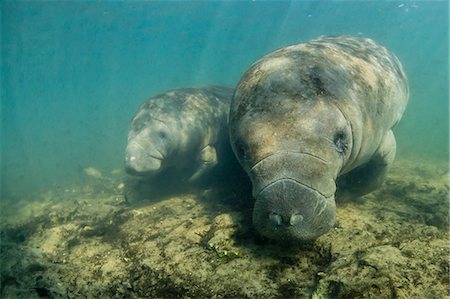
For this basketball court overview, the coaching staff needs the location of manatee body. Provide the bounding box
[125,86,233,181]
[229,36,409,241]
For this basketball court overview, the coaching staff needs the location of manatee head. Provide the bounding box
[230,52,354,241]
[125,106,180,176]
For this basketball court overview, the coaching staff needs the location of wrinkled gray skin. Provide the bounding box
[125,86,233,181]
[229,36,409,241]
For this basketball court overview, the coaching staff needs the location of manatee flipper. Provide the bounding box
[337,130,396,200]
[188,145,218,182]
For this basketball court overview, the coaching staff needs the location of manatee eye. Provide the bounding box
[333,131,348,154]
[158,131,167,139]
[133,119,145,132]
[234,141,247,158]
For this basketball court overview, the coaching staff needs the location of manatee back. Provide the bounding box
[129,86,235,161]
[303,36,409,169]
[305,36,409,129]
[231,36,409,171]
[177,86,233,135]
[232,36,408,132]
[131,86,233,130]
[199,85,234,106]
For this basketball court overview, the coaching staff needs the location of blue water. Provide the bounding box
[1,1,448,199]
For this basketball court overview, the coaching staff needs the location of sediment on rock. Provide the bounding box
[1,159,448,298]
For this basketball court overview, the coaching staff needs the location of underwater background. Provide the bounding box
[1,2,449,298]
[2,1,448,199]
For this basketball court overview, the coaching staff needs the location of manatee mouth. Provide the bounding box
[249,151,336,198]
[255,177,329,200]
[253,178,336,241]
[125,142,164,176]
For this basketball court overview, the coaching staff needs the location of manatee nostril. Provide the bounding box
[269,212,282,226]
[289,213,304,226]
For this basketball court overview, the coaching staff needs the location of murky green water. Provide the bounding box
[2,1,448,198]
[1,2,448,298]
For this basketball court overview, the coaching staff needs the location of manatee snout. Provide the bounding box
[125,140,164,175]
[253,179,336,241]
[246,152,338,241]
[125,127,169,176]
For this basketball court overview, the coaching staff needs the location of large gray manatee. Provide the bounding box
[125,86,233,181]
[229,36,409,241]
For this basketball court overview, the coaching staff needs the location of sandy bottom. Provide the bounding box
[1,158,448,298]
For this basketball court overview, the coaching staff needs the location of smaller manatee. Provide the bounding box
[125,86,233,182]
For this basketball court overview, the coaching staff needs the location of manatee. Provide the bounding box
[229,36,409,241]
[125,86,233,181]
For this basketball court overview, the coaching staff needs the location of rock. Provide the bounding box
[83,167,103,179]
[0,158,448,298]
